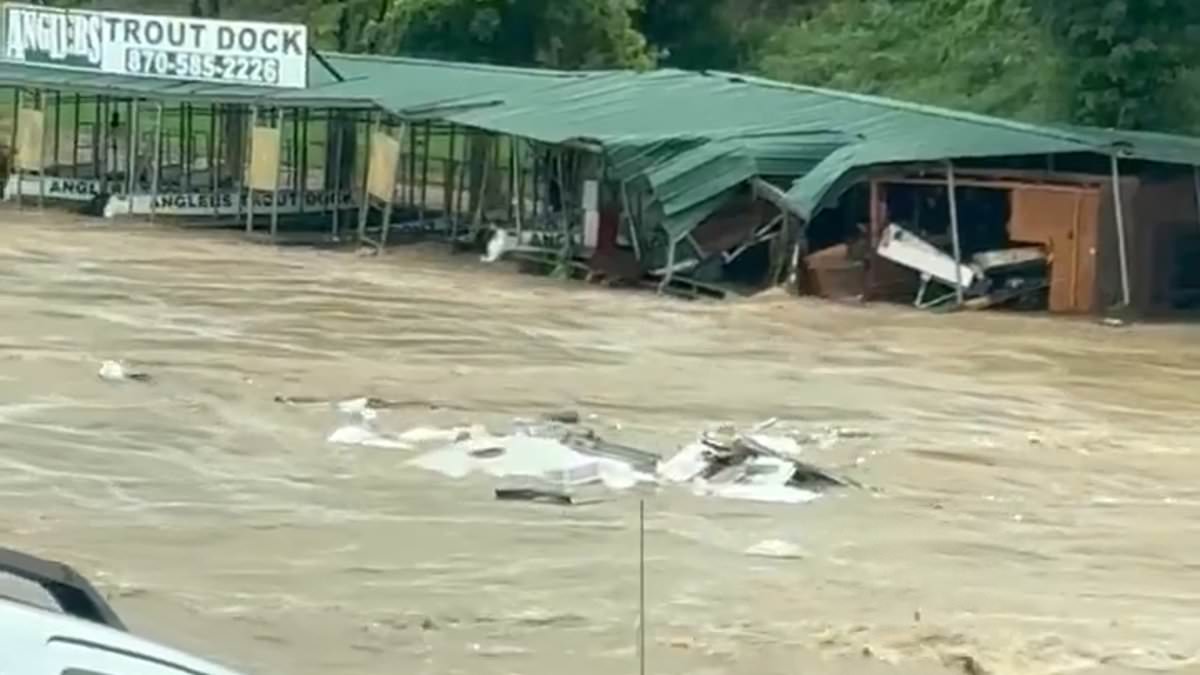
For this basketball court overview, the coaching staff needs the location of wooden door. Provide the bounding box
[1008,186,1100,313]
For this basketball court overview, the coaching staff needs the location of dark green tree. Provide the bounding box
[1038,0,1200,129]
[755,0,1064,122]
[363,0,652,68]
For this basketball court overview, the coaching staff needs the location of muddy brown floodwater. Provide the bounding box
[1,210,1199,675]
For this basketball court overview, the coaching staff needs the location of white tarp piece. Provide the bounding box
[876,223,979,290]
[409,435,651,490]
[2,3,309,88]
[326,398,416,449]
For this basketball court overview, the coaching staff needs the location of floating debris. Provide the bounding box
[494,487,575,506]
[744,539,805,559]
[97,360,151,382]
[396,425,478,444]
[326,424,412,450]
[541,409,581,424]
[660,424,856,503]
[409,434,652,490]
[394,416,857,505]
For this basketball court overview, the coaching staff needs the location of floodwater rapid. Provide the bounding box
[1,210,1198,675]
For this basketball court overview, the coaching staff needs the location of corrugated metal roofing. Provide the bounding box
[432,69,1108,234]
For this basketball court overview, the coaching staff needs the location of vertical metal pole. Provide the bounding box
[946,161,964,306]
[638,499,646,675]
[330,111,343,237]
[445,125,456,218]
[182,103,192,193]
[235,106,245,224]
[454,130,467,223]
[507,136,516,223]
[299,107,309,214]
[380,124,402,249]
[271,107,283,240]
[1191,165,1200,232]
[657,240,676,294]
[93,96,102,189]
[402,123,412,208]
[619,180,639,259]
[210,104,219,217]
[419,121,430,222]
[556,149,567,254]
[357,113,377,244]
[71,94,80,178]
[514,138,524,236]
[291,106,301,201]
[36,92,44,210]
[126,99,139,195]
[12,88,22,208]
[100,96,111,193]
[531,144,540,220]
[473,139,492,228]
[1110,154,1132,307]
[150,103,163,221]
[53,91,61,175]
[787,211,803,291]
[122,99,131,193]
[245,105,258,233]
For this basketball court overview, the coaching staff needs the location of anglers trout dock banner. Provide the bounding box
[2,3,308,87]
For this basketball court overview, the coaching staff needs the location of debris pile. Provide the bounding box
[97,360,151,382]
[659,422,854,505]
[324,402,862,506]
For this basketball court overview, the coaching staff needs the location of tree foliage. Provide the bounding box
[363,0,652,68]
[1037,0,1200,129]
[755,0,1065,122]
[44,0,1200,132]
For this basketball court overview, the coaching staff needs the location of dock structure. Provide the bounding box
[5,3,1200,315]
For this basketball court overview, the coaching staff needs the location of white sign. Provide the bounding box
[104,189,355,218]
[3,174,116,201]
[2,3,308,88]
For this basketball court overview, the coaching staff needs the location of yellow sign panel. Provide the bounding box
[248,126,281,191]
[15,108,44,171]
[367,130,400,202]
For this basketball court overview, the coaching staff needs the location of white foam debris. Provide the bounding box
[326,424,413,450]
[744,539,805,559]
[336,397,376,416]
[657,442,710,483]
[482,229,514,262]
[397,425,482,444]
[661,433,841,504]
[98,360,149,382]
[98,360,126,381]
[409,435,652,489]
